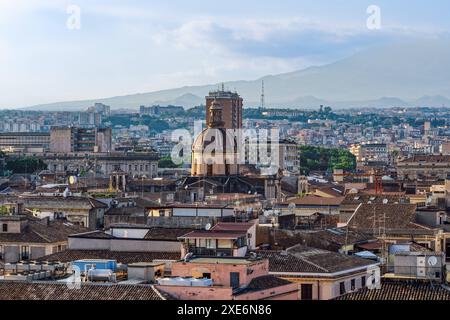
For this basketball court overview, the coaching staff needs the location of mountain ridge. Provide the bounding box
[20,40,450,111]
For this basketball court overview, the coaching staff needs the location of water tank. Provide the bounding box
[87,269,114,282]
[190,278,213,287]
[157,277,172,286]
[73,260,117,273]
[173,277,192,286]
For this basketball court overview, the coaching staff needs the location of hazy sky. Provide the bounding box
[0,0,449,108]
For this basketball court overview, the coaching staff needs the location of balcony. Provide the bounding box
[187,246,233,257]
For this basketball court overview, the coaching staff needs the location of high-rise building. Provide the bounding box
[205,87,243,130]
[50,127,112,153]
[78,111,102,128]
[88,103,111,117]
[192,88,244,177]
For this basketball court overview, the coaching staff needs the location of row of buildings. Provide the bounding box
[0,89,450,301]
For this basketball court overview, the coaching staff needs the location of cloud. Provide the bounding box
[150,16,447,64]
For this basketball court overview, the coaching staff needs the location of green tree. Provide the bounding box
[299,146,356,174]
[158,156,182,168]
[6,156,47,174]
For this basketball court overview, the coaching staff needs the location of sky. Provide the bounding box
[0,0,449,108]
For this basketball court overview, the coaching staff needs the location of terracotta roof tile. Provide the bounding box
[0,219,89,244]
[257,245,376,275]
[336,281,450,300]
[37,250,181,264]
[0,281,171,300]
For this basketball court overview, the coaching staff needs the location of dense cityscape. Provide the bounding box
[1,0,450,313]
[0,91,450,302]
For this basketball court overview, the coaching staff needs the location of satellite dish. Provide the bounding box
[205,223,212,231]
[382,199,388,204]
[428,256,438,266]
[68,176,77,185]
[288,203,296,210]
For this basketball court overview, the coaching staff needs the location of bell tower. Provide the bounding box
[208,99,225,128]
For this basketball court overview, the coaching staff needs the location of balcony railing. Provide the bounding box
[187,246,233,257]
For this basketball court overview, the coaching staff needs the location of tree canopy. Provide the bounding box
[299,145,356,175]
[5,156,47,174]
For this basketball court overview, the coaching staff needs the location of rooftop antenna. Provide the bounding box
[260,80,265,109]
[221,82,225,92]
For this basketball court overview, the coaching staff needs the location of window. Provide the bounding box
[2,224,7,232]
[339,282,346,295]
[230,272,240,289]
[206,239,216,249]
[207,165,213,176]
[351,279,356,291]
[217,239,232,249]
[301,284,313,300]
[361,276,366,287]
[21,246,30,260]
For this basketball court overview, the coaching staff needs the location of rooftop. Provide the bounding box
[0,218,89,244]
[36,250,181,264]
[270,228,374,252]
[186,257,256,265]
[234,275,294,296]
[336,281,450,300]
[399,155,450,163]
[0,281,171,300]
[257,245,377,275]
[178,230,246,240]
[347,203,433,234]
[341,194,409,206]
[281,196,344,207]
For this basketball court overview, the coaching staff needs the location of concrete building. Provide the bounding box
[43,152,158,178]
[397,155,450,181]
[258,245,380,300]
[0,215,88,263]
[0,132,50,153]
[140,105,184,116]
[392,251,445,281]
[78,111,102,128]
[350,143,388,164]
[87,103,111,117]
[50,127,112,153]
[178,222,257,258]
[67,226,189,253]
[245,138,300,174]
[19,195,108,229]
[205,88,243,130]
[157,257,300,300]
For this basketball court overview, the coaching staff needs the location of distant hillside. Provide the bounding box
[22,39,450,111]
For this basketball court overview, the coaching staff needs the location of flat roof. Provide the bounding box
[128,262,166,267]
[188,257,253,265]
[178,230,245,240]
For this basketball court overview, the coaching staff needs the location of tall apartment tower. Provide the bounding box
[50,127,112,153]
[205,85,243,129]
